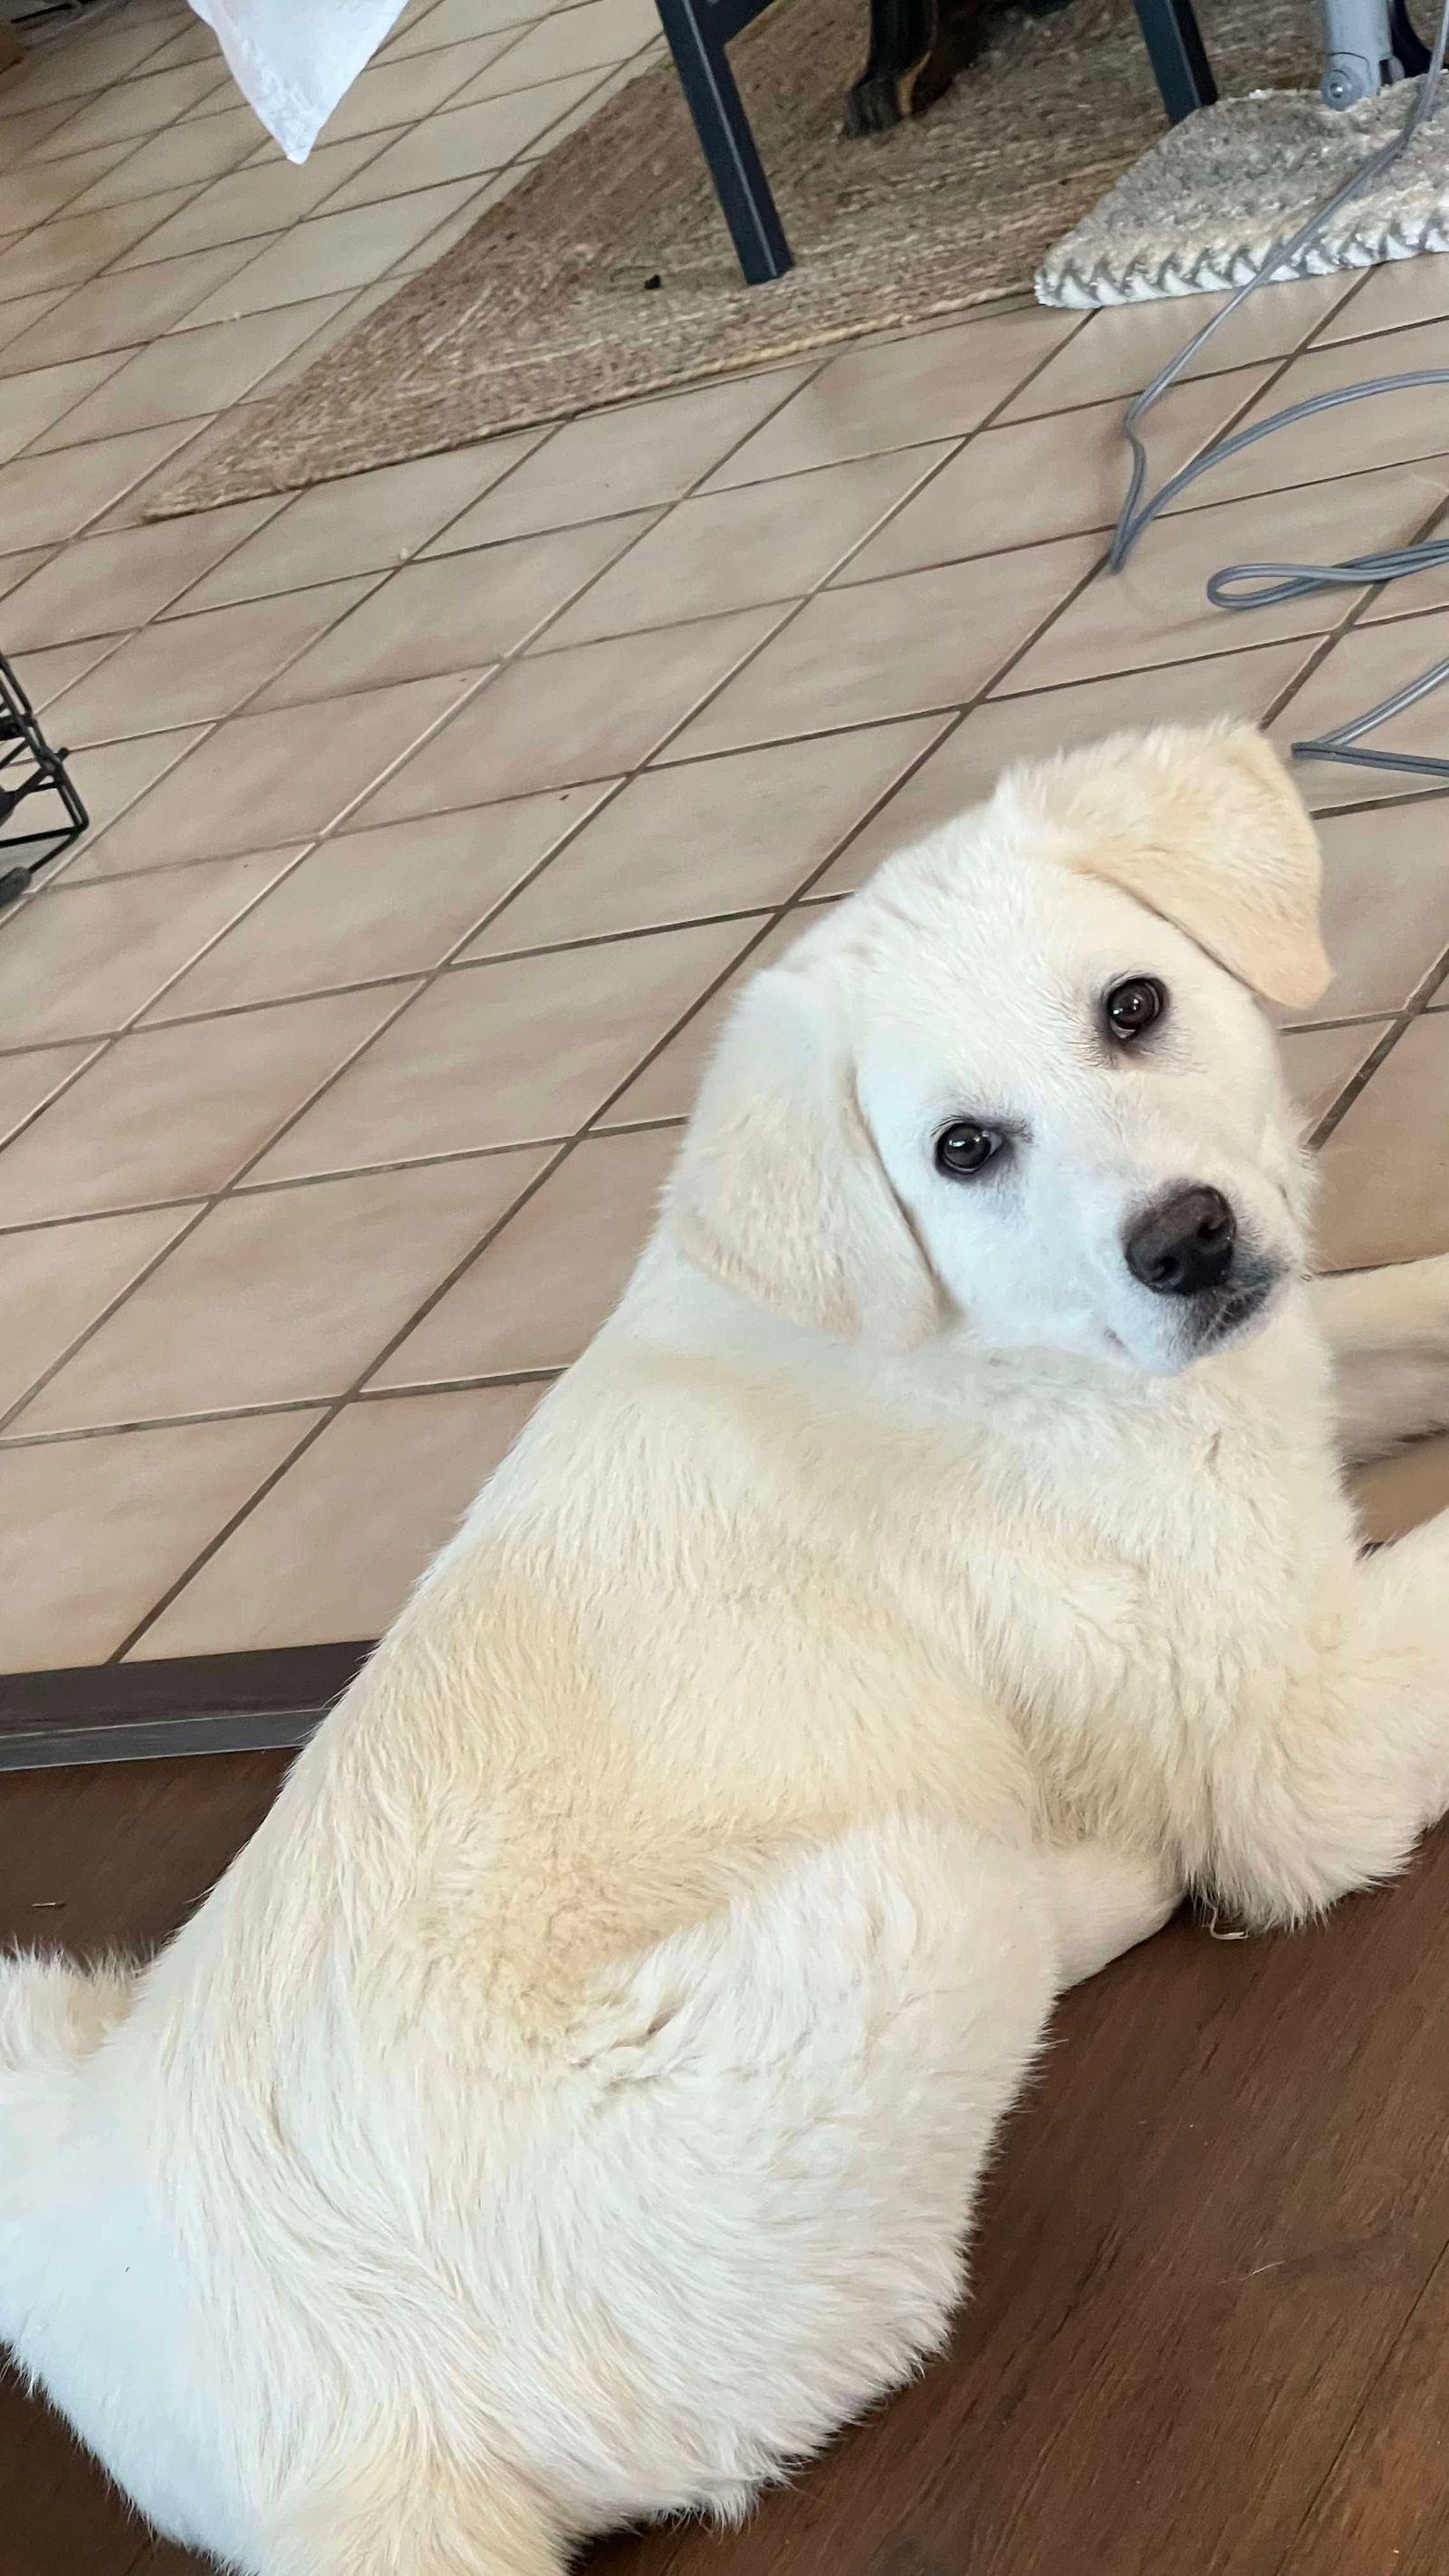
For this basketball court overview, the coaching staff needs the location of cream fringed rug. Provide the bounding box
[1037,80,1449,303]
[149,0,1318,515]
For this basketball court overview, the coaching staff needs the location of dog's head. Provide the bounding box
[669,723,1327,1379]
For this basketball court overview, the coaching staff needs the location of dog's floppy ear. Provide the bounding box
[668,957,938,1349]
[1009,722,1329,1011]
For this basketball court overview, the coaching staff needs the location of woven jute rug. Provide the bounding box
[149,0,1318,515]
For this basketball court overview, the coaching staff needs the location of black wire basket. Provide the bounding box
[0,650,88,916]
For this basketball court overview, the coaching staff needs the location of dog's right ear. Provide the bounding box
[1008,722,1329,1010]
[667,959,938,1350]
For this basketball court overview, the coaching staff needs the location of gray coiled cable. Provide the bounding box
[1110,0,1449,779]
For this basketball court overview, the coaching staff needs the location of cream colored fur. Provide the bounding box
[5,722,1449,2576]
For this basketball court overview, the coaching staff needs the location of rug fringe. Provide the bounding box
[1042,213,1449,303]
[1037,82,1449,305]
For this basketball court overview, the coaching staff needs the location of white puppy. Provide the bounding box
[5,722,1449,2576]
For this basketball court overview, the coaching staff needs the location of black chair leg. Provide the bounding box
[1387,0,1432,72]
[654,0,792,283]
[1129,0,1217,120]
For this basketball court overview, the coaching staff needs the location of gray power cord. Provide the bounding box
[1111,0,1449,779]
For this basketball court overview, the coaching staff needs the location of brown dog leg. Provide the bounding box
[842,0,996,136]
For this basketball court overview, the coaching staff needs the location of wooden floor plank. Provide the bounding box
[1279,2241,1449,2576]
[0,1753,290,1955]
[3,1760,1448,2576]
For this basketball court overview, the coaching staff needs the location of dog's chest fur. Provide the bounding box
[392,1277,1358,1951]
[887,1290,1355,1864]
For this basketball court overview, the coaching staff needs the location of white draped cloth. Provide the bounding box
[187,0,404,159]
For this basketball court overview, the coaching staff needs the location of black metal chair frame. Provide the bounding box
[653,0,1222,287]
[0,651,89,916]
[654,0,795,282]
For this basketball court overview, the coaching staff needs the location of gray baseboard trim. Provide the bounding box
[0,1643,372,1773]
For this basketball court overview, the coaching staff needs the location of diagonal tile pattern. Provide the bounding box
[3,0,1449,1668]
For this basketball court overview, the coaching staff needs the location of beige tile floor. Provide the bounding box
[3,0,1449,1671]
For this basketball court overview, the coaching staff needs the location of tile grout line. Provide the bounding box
[0,94,490,427]
[984,260,1372,436]
[16,331,882,1051]
[0,43,182,137]
[0,343,867,1438]
[21,343,1442,735]
[2,179,277,332]
[23,321,850,897]
[113,34,558,262]
[112,82,603,293]
[1,445,929,652]
[6,466,1441,1058]
[1,406,227,563]
[1312,779,1449,820]
[0,968,1406,1231]
[45,337,1441,844]
[0,305,1099,1222]
[5,61,243,188]
[6,181,436,460]
[17,883,779,1448]
[92,388,987,1631]
[0,664,547,1428]
[7,254,1411,428]
[134,903,782,1036]
[19,632,1415,909]
[0,1396,329,1450]
[354,1364,563,1400]
[0,182,1002,389]
[8,474,1415,715]
[0,17,214,167]
[0,484,294,661]
[103,1139,591,1656]
[749,336,1343,776]
[104,908,819,1652]
[828,439,1449,601]
[4,266,360,452]
[0,315,1178,1467]
[118,45,663,306]
[0,658,442,1160]
[32,558,399,746]
[1309,935,1449,1149]
[492,302,1449,1158]
[0,1035,110,1160]
[0,1137,555,1231]
[986,481,1449,723]
[0,1363,570,1450]
[0,47,604,304]
[374,0,670,60]
[1307,1016,1415,1149]
[19,491,1073,739]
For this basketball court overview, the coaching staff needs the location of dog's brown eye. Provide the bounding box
[1105,976,1166,1043]
[936,1123,1003,1177]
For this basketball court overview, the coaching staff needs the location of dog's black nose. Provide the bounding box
[1124,1187,1236,1297]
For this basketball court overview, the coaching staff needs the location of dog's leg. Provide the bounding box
[1037,1842,1180,1987]
[1207,1506,1449,1924]
[1311,1254,1449,1462]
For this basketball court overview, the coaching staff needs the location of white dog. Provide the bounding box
[5,723,1449,2576]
